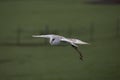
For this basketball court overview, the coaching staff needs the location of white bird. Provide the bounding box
[32,34,89,60]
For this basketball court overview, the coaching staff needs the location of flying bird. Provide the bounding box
[32,34,89,60]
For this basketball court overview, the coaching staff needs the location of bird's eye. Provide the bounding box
[52,38,55,41]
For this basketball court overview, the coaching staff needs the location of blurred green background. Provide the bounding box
[0,0,120,80]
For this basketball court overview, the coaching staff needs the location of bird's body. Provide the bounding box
[32,34,89,60]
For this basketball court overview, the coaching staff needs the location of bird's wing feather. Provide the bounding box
[61,38,88,45]
[32,35,53,39]
[61,38,72,43]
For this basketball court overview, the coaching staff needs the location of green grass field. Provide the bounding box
[0,0,120,80]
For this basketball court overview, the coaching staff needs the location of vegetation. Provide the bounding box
[0,0,120,80]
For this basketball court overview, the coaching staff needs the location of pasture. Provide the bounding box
[0,0,120,80]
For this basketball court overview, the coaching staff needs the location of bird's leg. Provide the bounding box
[71,45,83,61]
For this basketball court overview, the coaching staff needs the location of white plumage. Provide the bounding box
[32,34,89,60]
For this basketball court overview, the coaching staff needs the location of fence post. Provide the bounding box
[89,21,95,41]
[44,24,49,34]
[116,17,120,38]
[67,27,72,37]
[44,25,49,45]
[16,26,22,45]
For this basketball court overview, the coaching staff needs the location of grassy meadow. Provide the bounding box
[0,0,120,80]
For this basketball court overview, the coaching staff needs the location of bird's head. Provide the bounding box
[49,38,60,45]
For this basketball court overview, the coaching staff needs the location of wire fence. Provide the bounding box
[0,18,120,46]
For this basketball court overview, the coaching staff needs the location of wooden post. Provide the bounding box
[16,27,22,45]
[44,25,49,45]
[116,17,120,38]
[89,21,95,41]
[67,27,72,37]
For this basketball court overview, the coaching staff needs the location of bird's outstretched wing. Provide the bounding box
[32,34,65,39]
[32,35,52,38]
[61,38,88,45]
[71,44,83,60]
